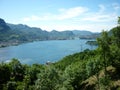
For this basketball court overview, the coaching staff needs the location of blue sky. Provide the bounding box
[0,0,120,32]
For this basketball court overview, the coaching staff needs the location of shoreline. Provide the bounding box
[0,41,29,48]
[0,38,72,48]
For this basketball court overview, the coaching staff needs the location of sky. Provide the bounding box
[0,0,120,32]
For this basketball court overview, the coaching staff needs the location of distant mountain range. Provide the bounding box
[0,18,100,47]
[72,30,93,36]
[72,30,99,39]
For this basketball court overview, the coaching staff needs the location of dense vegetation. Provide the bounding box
[86,41,98,46]
[0,17,120,90]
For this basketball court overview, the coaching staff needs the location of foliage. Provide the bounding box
[86,41,98,46]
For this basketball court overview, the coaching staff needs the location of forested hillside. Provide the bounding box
[0,17,120,90]
[0,18,74,47]
[0,18,99,47]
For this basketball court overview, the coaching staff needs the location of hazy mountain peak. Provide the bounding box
[0,18,10,32]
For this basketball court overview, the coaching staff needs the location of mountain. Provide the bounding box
[72,30,93,36]
[0,18,14,42]
[0,18,100,47]
[72,30,99,39]
[8,23,49,41]
[49,30,74,40]
[0,18,10,32]
[0,18,75,47]
[8,24,74,40]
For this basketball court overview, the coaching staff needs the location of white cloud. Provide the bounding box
[21,4,119,32]
[112,3,120,11]
[83,14,117,22]
[82,4,118,22]
[56,7,88,20]
[22,6,88,22]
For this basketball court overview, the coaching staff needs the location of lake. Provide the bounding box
[0,40,97,64]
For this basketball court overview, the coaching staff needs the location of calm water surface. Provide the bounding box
[0,40,97,64]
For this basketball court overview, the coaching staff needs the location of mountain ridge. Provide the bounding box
[0,18,11,32]
[0,18,99,47]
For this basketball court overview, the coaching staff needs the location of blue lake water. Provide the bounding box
[0,40,97,64]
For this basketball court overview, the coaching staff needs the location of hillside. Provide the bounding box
[0,18,23,47]
[8,23,49,41]
[0,18,10,32]
[0,18,100,47]
[72,30,99,39]
[72,30,93,36]
[0,18,73,47]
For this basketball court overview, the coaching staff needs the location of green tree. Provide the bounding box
[9,58,24,81]
[25,64,44,85]
[97,31,111,75]
[63,61,87,90]
[6,81,17,90]
[110,17,120,69]
[86,58,102,77]
[0,63,11,89]
[35,66,60,90]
